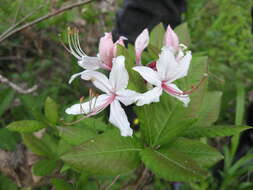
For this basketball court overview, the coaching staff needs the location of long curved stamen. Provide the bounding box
[72,29,84,57]
[68,28,81,59]
[182,73,208,95]
[75,30,86,56]
[67,28,87,60]
[162,73,208,96]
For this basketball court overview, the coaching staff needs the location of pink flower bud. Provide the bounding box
[99,32,114,69]
[164,25,179,50]
[135,29,149,65]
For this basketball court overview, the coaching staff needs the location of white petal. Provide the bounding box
[81,70,112,94]
[136,86,163,106]
[109,56,129,91]
[173,51,192,81]
[68,71,86,84]
[163,83,190,107]
[116,89,139,106]
[65,94,110,115]
[109,100,133,137]
[78,56,102,70]
[133,66,161,86]
[156,46,178,80]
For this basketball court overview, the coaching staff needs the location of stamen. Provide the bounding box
[182,73,208,95]
[79,96,85,114]
[67,27,87,60]
[75,30,86,56]
[68,29,81,59]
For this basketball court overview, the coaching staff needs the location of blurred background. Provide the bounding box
[0,0,252,189]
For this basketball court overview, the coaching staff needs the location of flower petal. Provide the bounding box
[163,83,190,107]
[164,25,179,50]
[156,46,178,81]
[78,56,102,70]
[133,66,161,86]
[175,51,192,80]
[68,71,86,84]
[135,29,149,65]
[166,50,192,83]
[99,32,114,69]
[136,86,163,106]
[65,94,110,115]
[109,56,129,91]
[116,89,139,106]
[109,100,133,137]
[81,70,112,94]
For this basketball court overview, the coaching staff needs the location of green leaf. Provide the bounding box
[0,128,19,150]
[181,56,208,119]
[51,178,73,190]
[0,88,15,117]
[22,133,57,158]
[44,97,58,125]
[183,125,250,138]
[19,94,47,122]
[7,120,46,133]
[168,138,223,167]
[196,91,222,126]
[135,93,186,146]
[0,174,18,190]
[231,81,245,159]
[174,23,191,46]
[150,23,165,50]
[58,126,96,146]
[141,148,207,182]
[153,118,197,146]
[77,117,108,132]
[32,159,58,176]
[147,44,160,61]
[61,130,142,175]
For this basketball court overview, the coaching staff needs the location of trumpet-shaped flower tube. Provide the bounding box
[133,47,192,107]
[66,56,138,137]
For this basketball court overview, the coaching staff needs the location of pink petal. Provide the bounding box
[135,29,149,65]
[162,82,190,107]
[99,32,114,69]
[164,25,179,50]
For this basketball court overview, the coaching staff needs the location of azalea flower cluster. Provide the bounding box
[66,26,192,137]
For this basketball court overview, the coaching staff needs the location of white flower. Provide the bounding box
[133,46,192,107]
[65,56,138,137]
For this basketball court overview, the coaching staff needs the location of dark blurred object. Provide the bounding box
[112,0,187,43]
[236,102,253,158]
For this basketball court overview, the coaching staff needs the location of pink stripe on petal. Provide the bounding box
[162,82,182,96]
